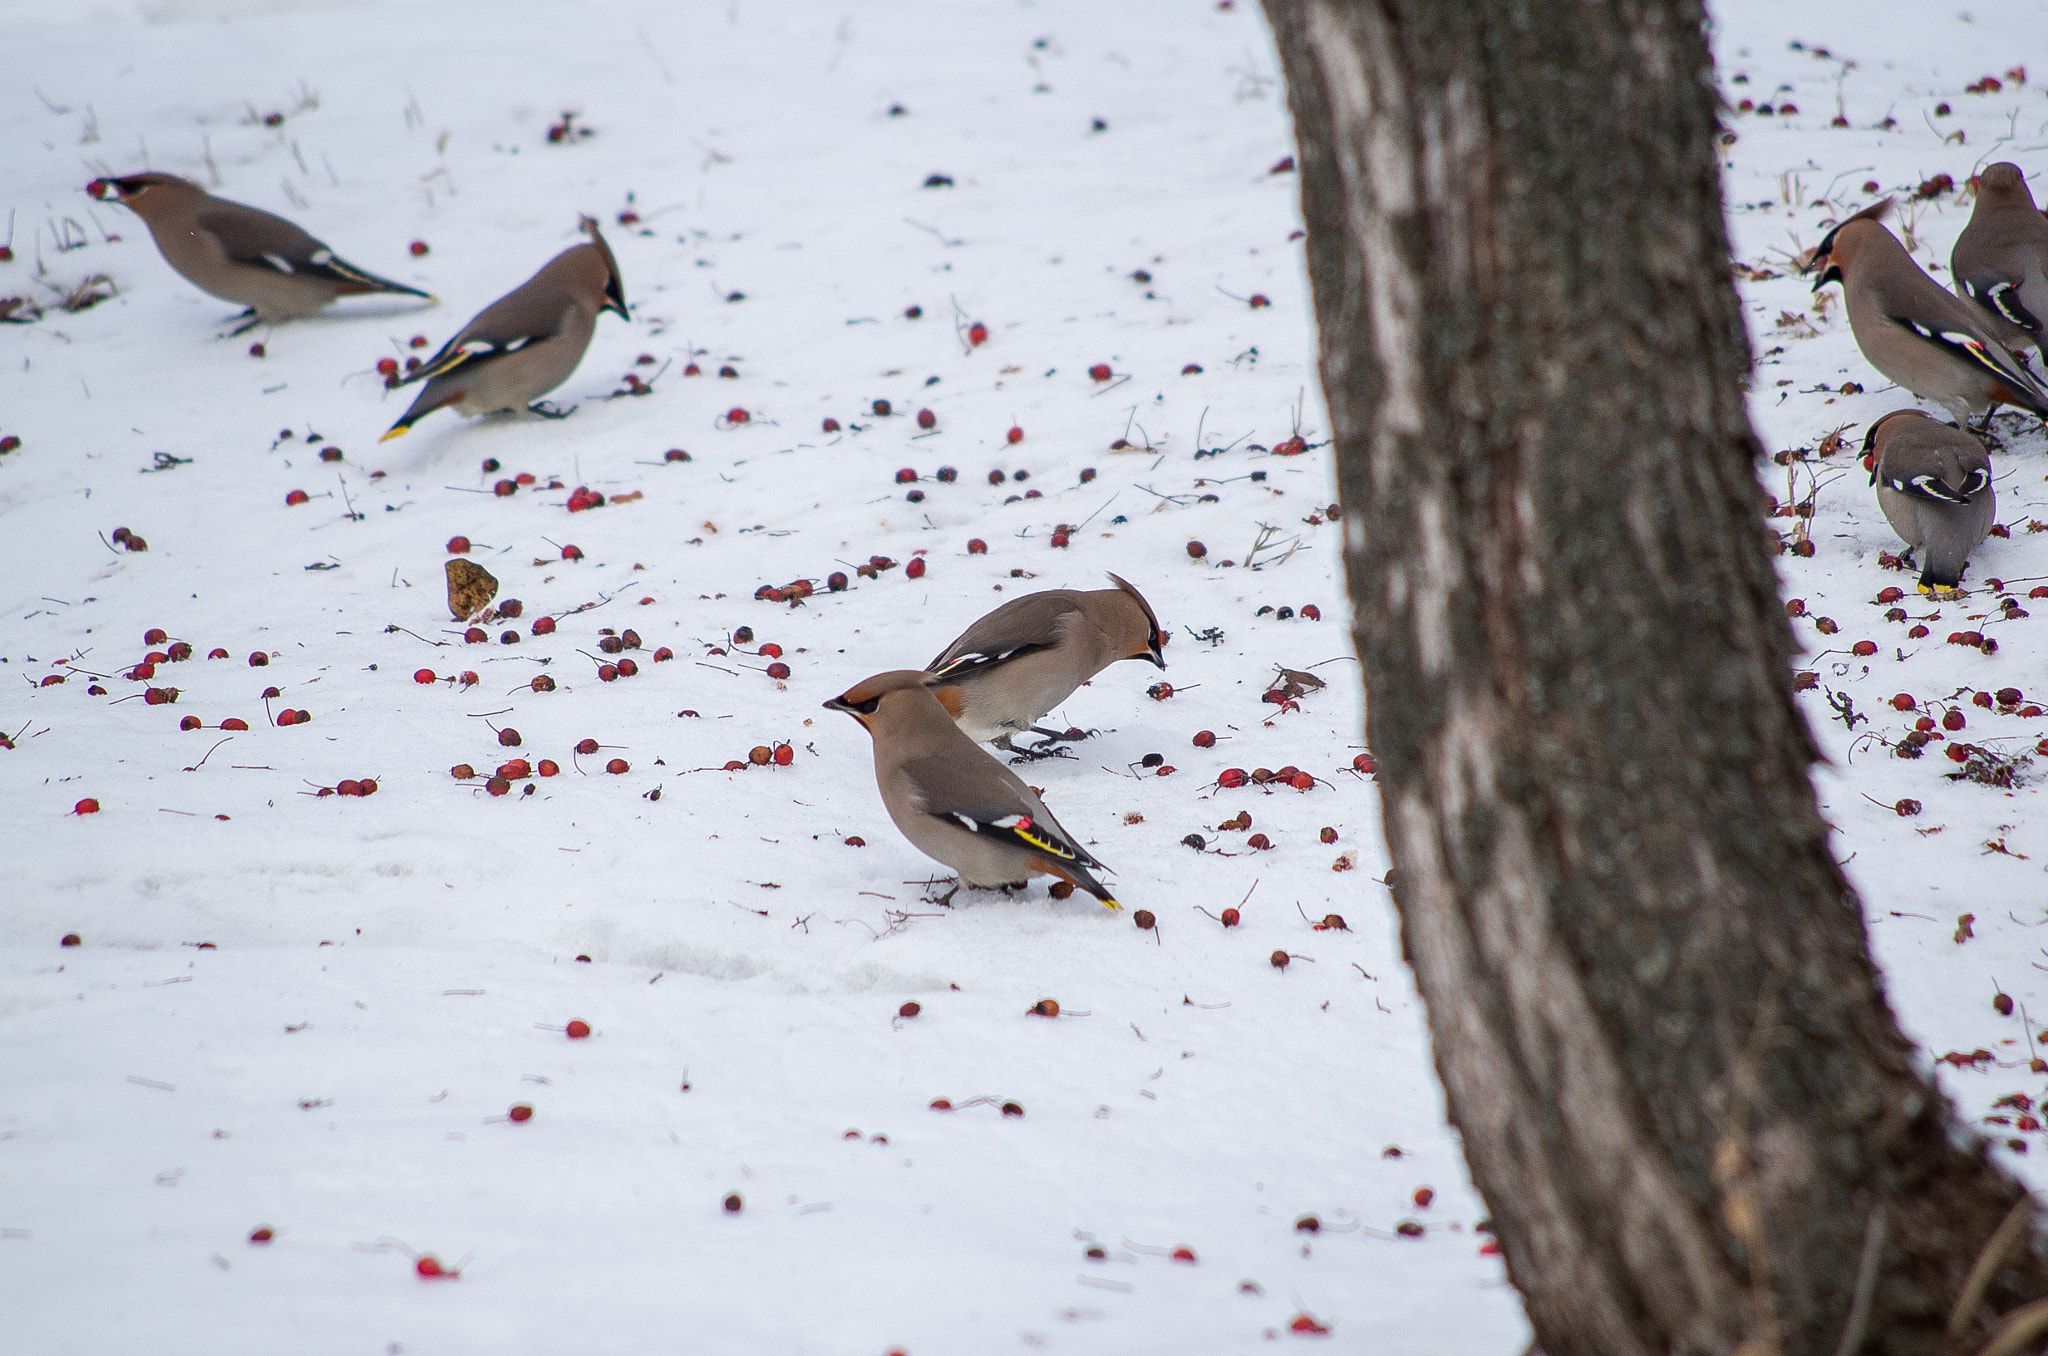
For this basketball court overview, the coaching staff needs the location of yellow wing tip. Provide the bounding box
[378,425,409,443]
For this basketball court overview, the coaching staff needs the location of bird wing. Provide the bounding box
[194,207,420,294]
[1958,272,2044,335]
[1880,467,1991,504]
[899,753,1103,870]
[926,594,1078,680]
[397,283,579,387]
[1890,311,2048,412]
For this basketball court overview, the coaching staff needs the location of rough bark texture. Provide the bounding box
[1259,1,2046,1352]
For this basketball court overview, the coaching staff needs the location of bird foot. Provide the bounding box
[1007,743,1078,765]
[224,309,262,338]
[527,400,578,421]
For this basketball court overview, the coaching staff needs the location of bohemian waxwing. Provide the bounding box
[1807,198,2048,426]
[1865,409,1995,595]
[86,172,429,333]
[380,218,627,441]
[825,670,1120,909]
[924,573,1164,753]
[1952,162,2048,353]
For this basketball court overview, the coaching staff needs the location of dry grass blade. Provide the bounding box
[1949,1196,2035,1341]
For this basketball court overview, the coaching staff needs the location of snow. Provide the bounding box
[0,0,2044,1350]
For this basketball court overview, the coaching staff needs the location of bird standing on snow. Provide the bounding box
[1866,409,1995,595]
[825,670,1121,909]
[1952,162,2048,355]
[381,218,627,442]
[925,573,1164,754]
[87,172,430,334]
[1807,197,2048,427]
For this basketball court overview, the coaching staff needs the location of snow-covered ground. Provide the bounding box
[2,0,2045,1351]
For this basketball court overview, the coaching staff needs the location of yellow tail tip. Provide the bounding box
[1100,897,1122,911]
[379,425,409,443]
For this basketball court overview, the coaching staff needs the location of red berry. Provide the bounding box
[1186,541,1207,559]
[759,643,783,658]
[359,779,378,796]
[508,1104,533,1123]
[464,627,488,644]
[664,448,691,463]
[1944,710,1966,731]
[179,715,201,731]
[493,479,517,498]
[248,1227,274,1244]
[1850,640,1877,657]
[73,798,101,815]
[726,407,750,424]
[917,408,937,429]
[1973,690,1994,708]
[1271,950,1291,970]
[895,467,917,484]
[606,758,629,775]
[653,647,674,662]
[1006,425,1024,444]
[144,627,168,645]
[1050,531,1070,549]
[416,1256,447,1278]
[532,616,557,636]
[221,718,249,731]
[127,663,156,680]
[773,743,795,767]
[566,1020,591,1039]
[1248,293,1270,309]
[1193,730,1216,748]
[284,489,309,506]
[965,539,989,556]
[451,764,477,780]
[144,686,177,706]
[249,342,266,358]
[723,1193,745,1213]
[1218,768,1248,788]
[537,759,561,777]
[1301,604,1321,621]
[208,648,229,660]
[1289,770,1314,790]
[967,322,989,346]
[767,661,791,679]
[1089,363,1112,382]
[598,664,618,682]
[414,668,437,684]
[822,417,840,433]
[336,779,363,797]
[828,572,850,591]
[409,240,429,256]
[907,558,927,579]
[1247,833,1272,850]
[498,727,522,747]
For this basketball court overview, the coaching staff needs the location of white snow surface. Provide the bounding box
[2,0,2046,1351]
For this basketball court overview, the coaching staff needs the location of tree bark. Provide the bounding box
[1259,1,2046,1352]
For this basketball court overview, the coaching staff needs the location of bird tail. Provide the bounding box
[1049,861,1120,910]
[380,386,461,442]
[322,256,432,300]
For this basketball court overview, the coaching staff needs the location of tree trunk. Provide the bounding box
[1258,1,2046,1351]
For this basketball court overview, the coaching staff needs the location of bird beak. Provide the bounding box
[1146,642,1166,669]
[821,695,867,727]
[602,290,630,322]
[1809,260,1840,294]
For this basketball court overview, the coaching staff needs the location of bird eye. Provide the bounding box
[854,697,881,715]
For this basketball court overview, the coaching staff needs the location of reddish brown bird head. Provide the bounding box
[578,216,629,321]
[1808,197,1895,292]
[1106,572,1167,668]
[87,172,199,213]
[823,670,944,732]
[1975,161,2036,210]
